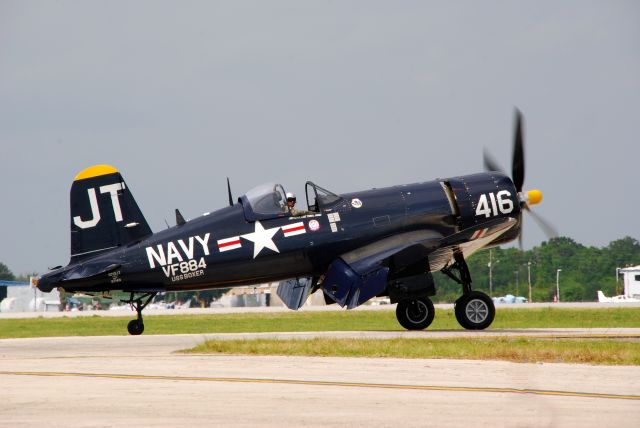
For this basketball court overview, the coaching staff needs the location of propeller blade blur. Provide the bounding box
[524,205,558,239]
[484,109,557,249]
[512,108,525,192]
[518,213,523,250]
[483,148,505,174]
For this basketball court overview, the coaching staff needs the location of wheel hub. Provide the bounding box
[406,301,429,324]
[465,299,489,323]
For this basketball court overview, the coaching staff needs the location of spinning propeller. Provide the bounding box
[483,109,557,248]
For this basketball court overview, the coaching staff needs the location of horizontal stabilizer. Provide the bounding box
[61,260,121,282]
[37,258,123,292]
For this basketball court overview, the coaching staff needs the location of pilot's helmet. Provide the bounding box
[286,192,296,203]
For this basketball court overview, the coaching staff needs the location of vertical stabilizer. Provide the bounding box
[70,165,152,261]
[597,290,611,303]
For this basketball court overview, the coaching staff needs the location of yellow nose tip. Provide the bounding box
[527,189,543,205]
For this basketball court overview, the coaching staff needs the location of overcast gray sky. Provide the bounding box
[1,1,639,275]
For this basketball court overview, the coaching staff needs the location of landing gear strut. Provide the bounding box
[124,292,157,335]
[442,252,495,330]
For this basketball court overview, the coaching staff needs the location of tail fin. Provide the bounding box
[70,165,152,262]
[597,290,610,303]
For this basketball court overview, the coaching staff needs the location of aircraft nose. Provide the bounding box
[526,189,543,205]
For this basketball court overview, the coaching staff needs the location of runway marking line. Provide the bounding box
[438,333,640,342]
[193,332,640,340]
[1,370,639,401]
[483,333,640,340]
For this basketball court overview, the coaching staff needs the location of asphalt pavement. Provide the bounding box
[1,332,639,427]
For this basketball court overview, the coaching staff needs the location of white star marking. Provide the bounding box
[241,221,281,258]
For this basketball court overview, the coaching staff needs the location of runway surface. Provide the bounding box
[1,332,640,427]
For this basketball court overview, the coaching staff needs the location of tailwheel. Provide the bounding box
[123,292,157,335]
[396,297,435,330]
[127,319,144,335]
[455,291,495,330]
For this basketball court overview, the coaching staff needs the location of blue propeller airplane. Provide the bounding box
[38,110,553,335]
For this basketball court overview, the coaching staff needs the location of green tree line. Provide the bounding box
[434,236,640,302]
[0,262,15,281]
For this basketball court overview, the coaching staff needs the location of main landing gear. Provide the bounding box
[396,297,435,330]
[442,252,495,330]
[393,252,495,331]
[124,292,157,335]
[454,291,495,330]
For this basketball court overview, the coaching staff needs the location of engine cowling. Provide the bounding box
[446,172,521,232]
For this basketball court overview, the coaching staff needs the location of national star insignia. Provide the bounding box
[241,221,281,258]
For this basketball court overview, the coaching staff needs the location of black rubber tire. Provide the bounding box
[454,291,495,330]
[396,297,435,330]
[127,319,145,335]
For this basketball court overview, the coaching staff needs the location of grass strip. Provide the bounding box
[184,337,640,366]
[1,307,639,339]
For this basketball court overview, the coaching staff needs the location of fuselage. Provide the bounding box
[38,172,520,294]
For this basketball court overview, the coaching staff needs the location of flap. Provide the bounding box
[322,258,388,309]
[276,277,314,310]
[341,230,443,275]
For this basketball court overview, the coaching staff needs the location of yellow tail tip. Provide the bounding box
[527,189,543,205]
[74,165,119,181]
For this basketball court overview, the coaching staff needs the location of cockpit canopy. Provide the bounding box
[239,181,342,221]
[240,183,287,221]
[305,181,341,211]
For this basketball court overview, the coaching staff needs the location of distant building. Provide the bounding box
[0,280,60,312]
[214,283,326,308]
[619,266,640,299]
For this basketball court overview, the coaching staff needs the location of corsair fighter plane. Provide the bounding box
[38,110,550,335]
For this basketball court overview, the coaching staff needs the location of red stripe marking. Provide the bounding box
[218,239,240,248]
[283,225,305,233]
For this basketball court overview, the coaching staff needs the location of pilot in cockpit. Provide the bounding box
[284,192,310,217]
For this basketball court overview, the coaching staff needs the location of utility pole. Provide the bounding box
[556,269,562,303]
[527,261,532,302]
[30,276,38,312]
[488,249,493,296]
